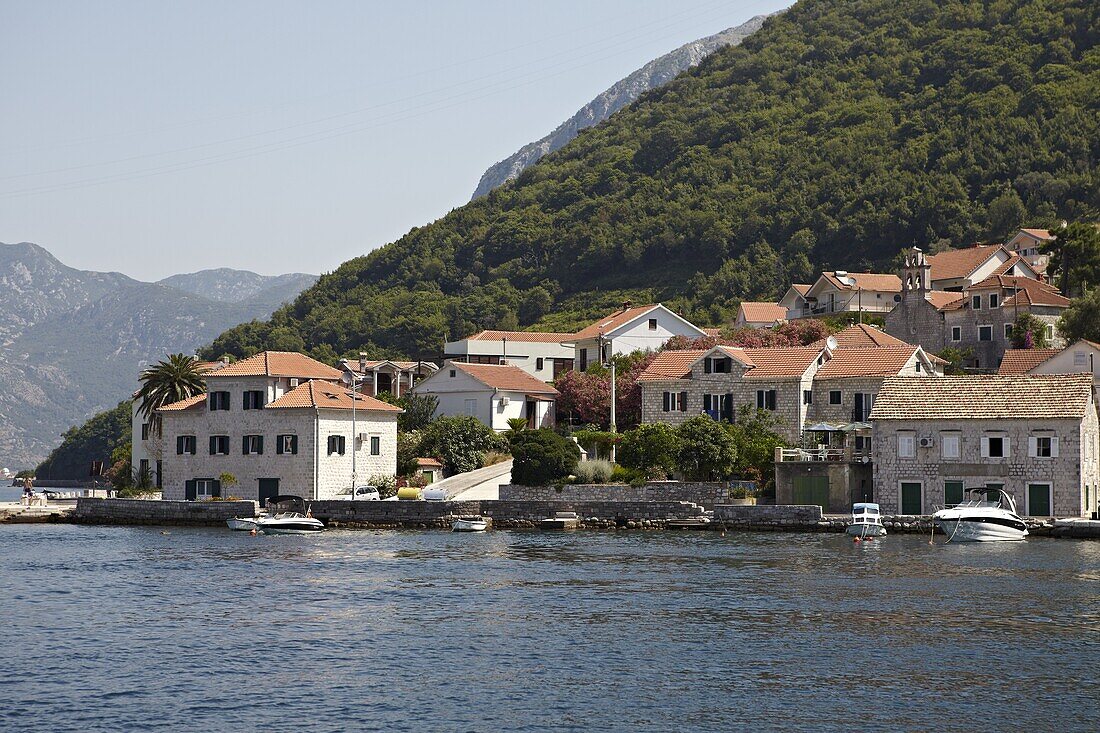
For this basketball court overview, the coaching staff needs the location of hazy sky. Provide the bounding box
[2,0,788,281]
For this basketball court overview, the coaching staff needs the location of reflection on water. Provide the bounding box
[1,525,1097,732]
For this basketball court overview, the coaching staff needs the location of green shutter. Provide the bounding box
[212,480,222,498]
[1027,484,1051,516]
[944,481,964,507]
[901,482,922,515]
[209,436,217,455]
[256,436,263,455]
[276,435,284,455]
[177,436,185,455]
[185,480,197,501]
[242,436,249,455]
[291,436,298,455]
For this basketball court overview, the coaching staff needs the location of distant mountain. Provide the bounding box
[470,14,773,200]
[0,243,316,470]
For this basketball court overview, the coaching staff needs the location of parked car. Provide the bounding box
[334,485,381,501]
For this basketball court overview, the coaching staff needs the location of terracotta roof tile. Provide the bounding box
[738,302,788,323]
[1002,288,1071,308]
[968,275,1058,292]
[821,272,902,292]
[266,380,402,411]
[212,351,344,379]
[997,349,1061,375]
[158,394,207,412]
[466,330,576,344]
[927,245,1004,282]
[792,284,811,296]
[815,347,923,378]
[573,304,662,340]
[636,350,708,382]
[813,324,913,349]
[870,374,1094,420]
[925,291,966,310]
[1019,228,1053,239]
[451,362,558,395]
[740,346,823,379]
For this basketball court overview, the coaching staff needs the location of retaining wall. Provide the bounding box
[73,498,258,526]
[311,500,483,529]
[499,481,749,509]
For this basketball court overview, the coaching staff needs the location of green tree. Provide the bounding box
[936,347,974,375]
[1058,287,1100,344]
[510,429,580,486]
[1009,313,1051,349]
[675,416,737,481]
[618,423,681,478]
[37,400,132,480]
[1043,222,1100,298]
[396,431,422,477]
[136,354,207,437]
[726,407,788,497]
[419,416,506,475]
[397,393,438,432]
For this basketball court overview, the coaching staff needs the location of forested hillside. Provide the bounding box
[204,0,1099,363]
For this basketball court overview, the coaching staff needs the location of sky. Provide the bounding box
[1,0,789,281]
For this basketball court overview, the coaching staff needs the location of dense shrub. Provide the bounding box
[511,429,581,486]
[675,416,738,481]
[573,459,614,484]
[419,416,507,476]
[618,423,681,478]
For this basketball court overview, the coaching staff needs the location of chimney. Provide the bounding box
[621,299,632,311]
[359,352,368,372]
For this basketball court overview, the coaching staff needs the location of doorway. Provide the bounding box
[258,478,280,506]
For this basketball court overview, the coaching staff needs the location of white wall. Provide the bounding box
[575,307,704,369]
[444,338,573,381]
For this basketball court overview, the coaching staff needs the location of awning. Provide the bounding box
[804,422,847,432]
[525,394,555,401]
[841,421,872,432]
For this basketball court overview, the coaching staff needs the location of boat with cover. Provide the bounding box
[256,511,325,535]
[932,488,1028,542]
[452,515,489,532]
[227,516,260,531]
[846,503,887,537]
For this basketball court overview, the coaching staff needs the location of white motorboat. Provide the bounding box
[452,515,489,532]
[933,489,1028,542]
[227,516,259,531]
[256,511,325,535]
[846,502,887,538]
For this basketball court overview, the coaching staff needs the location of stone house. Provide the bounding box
[637,345,827,443]
[412,360,557,431]
[338,356,437,397]
[1001,340,1100,409]
[796,271,902,319]
[158,352,401,503]
[869,374,1100,518]
[734,302,787,328]
[443,330,576,382]
[572,302,708,371]
[925,243,1038,291]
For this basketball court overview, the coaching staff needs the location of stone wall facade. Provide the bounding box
[943,303,1064,371]
[714,504,824,523]
[774,461,873,513]
[872,413,1100,517]
[885,292,947,357]
[73,498,258,525]
[498,481,747,509]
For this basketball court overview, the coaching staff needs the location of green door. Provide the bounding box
[793,476,830,508]
[944,481,964,507]
[1027,484,1051,517]
[258,478,280,506]
[900,482,922,515]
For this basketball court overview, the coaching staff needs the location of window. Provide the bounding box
[853,393,874,421]
[370,436,381,456]
[1029,435,1057,458]
[978,326,992,342]
[989,293,999,308]
[464,399,477,416]
[209,391,230,410]
[829,390,842,405]
[176,435,197,455]
[705,357,731,374]
[208,435,229,455]
[756,389,777,411]
[1004,323,1013,338]
[941,433,960,459]
[981,434,1009,458]
[449,369,456,377]
[1046,324,1054,340]
[648,318,658,330]
[536,357,544,371]
[327,435,346,456]
[944,480,965,507]
[898,433,916,458]
[951,326,961,341]
[195,479,217,499]
[139,458,149,477]
[242,435,263,455]
[971,295,981,310]
[276,435,298,455]
[915,361,922,373]
[141,422,150,440]
[1074,351,1088,367]
[662,391,688,413]
[803,390,813,405]
[243,390,265,410]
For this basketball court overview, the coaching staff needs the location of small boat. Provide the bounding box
[667,517,712,530]
[540,511,579,530]
[256,511,324,535]
[226,516,259,531]
[932,488,1028,542]
[452,515,489,532]
[846,502,887,538]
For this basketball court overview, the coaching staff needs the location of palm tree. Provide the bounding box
[137,354,207,436]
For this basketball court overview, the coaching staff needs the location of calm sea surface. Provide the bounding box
[1,525,1097,732]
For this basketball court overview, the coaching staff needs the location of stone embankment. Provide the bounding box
[499,481,751,510]
[72,498,258,526]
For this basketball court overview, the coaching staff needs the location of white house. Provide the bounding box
[777,284,812,319]
[797,271,902,318]
[735,302,788,329]
[339,355,438,397]
[572,302,708,371]
[411,360,558,431]
[926,244,1039,291]
[157,351,400,503]
[1005,228,1054,274]
[443,329,576,382]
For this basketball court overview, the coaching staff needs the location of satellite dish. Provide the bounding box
[826,336,838,351]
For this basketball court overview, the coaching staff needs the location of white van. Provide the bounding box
[334,485,381,501]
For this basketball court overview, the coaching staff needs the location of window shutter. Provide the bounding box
[679,392,688,412]
[256,436,263,455]
[724,358,732,373]
[209,436,217,455]
[704,359,712,374]
[980,437,989,458]
[242,436,250,455]
[662,392,670,412]
[1002,438,1010,458]
[723,393,733,422]
[185,480,197,501]
[176,436,184,455]
[756,391,763,409]
[704,394,712,412]
[212,480,222,498]
[290,436,298,455]
[1028,437,1037,457]
[1051,437,1059,457]
[276,436,284,455]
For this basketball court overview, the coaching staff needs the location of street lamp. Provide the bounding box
[598,333,617,463]
[340,371,363,500]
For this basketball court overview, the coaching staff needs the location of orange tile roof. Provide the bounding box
[870,374,1094,420]
[740,346,823,379]
[967,275,1070,308]
[997,349,1061,375]
[968,274,1058,292]
[1019,228,1053,239]
[702,327,722,337]
[212,351,344,380]
[158,394,207,412]
[992,253,1039,277]
[416,457,443,468]
[792,284,811,296]
[925,291,966,311]
[573,304,662,340]
[450,362,558,395]
[266,380,402,411]
[815,346,922,379]
[813,324,913,349]
[358,360,434,370]
[1002,288,1071,308]
[636,350,708,382]
[466,329,576,344]
[927,245,1003,282]
[820,272,902,292]
[738,302,788,323]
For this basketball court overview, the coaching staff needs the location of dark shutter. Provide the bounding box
[854,393,864,421]
[704,358,712,374]
[679,391,688,412]
[242,436,250,455]
[209,436,217,455]
[185,480,197,501]
[176,436,184,454]
[211,480,222,498]
[768,390,777,410]
[256,436,263,455]
[662,392,670,412]
[276,435,284,455]
[290,436,298,455]
[724,358,733,372]
[723,393,734,422]
[704,394,712,412]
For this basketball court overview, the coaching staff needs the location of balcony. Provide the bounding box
[775,446,872,463]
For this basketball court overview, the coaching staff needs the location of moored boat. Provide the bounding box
[452,515,489,532]
[846,502,887,538]
[932,488,1028,542]
[256,511,325,535]
[226,516,259,531]
[540,512,579,530]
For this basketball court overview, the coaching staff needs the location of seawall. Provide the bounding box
[499,481,753,510]
[73,498,258,526]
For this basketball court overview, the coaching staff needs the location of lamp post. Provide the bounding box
[599,333,617,462]
[340,371,362,500]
